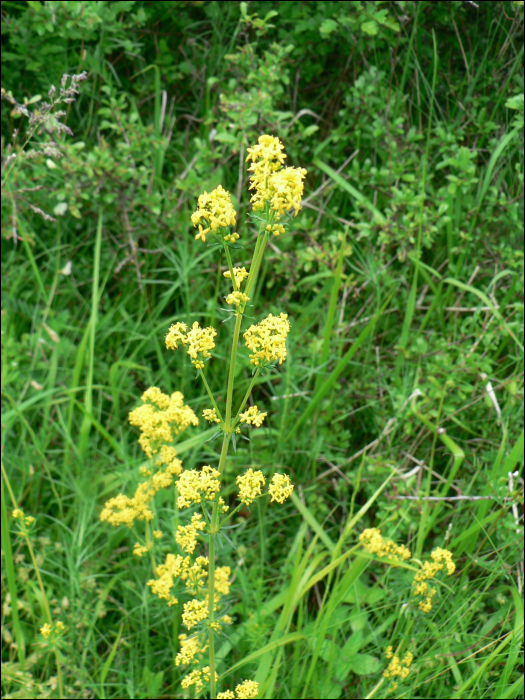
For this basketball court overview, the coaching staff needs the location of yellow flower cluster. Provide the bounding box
[176,466,221,509]
[266,223,285,236]
[100,455,183,528]
[268,473,294,504]
[224,266,249,288]
[239,405,267,427]
[226,291,250,307]
[191,184,237,243]
[147,553,191,606]
[181,666,218,694]
[214,566,231,597]
[244,313,291,366]
[412,547,456,612]
[246,134,307,219]
[217,680,260,699]
[40,621,66,639]
[128,388,198,457]
[237,469,266,505]
[176,513,207,554]
[359,528,412,562]
[12,508,35,527]
[166,321,218,369]
[203,408,221,424]
[182,598,209,630]
[175,633,206,667]
[383,647,413,691]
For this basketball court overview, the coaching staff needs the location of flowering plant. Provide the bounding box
[101,135,306,698]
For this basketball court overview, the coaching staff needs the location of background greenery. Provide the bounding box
[1,1,523,698]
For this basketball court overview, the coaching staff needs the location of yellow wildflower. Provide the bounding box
[147,553,190,606]
[224,266,249,287]
[268,166,307,218]
[153,529,163,539]
[235,679,260,698]
[128,389,198,457]
[383,647,413,691]
[214,566,231,597]
[237,469,266,506]
[244,313,291,366]
[191,184,237,243]
[182,598,208,630]
[246,134,306,218]
[12,508,24,519]
[40,623,52,639]
[100,456,184,528]
[165,322,188,350]
[133,543,150,557]
[219,496,229,513]
[185,556,209,594]
[203,408,221,424]
[166,321,218,369]
[226,291,250,307]
[176,466,221,509]
[217,679,260,699]
[176,513,206,555]
[239,405,267,427]
[268,473,294,503]
[359,528,411,562]
[412,546,455,612]
[175,633,204,666]
[266,223,286,236]
[181,669,204,693]
[55,621,65,632]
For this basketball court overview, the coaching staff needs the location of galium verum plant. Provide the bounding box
[101,135,307,698]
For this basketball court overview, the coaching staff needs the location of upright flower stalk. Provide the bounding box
[101,135,306,698]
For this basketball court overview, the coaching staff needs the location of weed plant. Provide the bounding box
[1,2,524,699]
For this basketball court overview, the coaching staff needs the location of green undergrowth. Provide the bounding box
[1,2,523,699]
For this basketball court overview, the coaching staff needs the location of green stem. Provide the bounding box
[245,228,270,298]
[232,368,260,427]
[206,214,270,698]
[223,245,238,292]
[200,369,224,424]
[207,530,217,697]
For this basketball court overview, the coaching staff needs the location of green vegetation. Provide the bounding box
[1,1,523,698]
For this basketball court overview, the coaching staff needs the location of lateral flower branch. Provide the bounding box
[101,135,306,699]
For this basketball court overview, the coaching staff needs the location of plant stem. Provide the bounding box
[200,369,224,423]
[232,368,260,426]
[206,216,269,698]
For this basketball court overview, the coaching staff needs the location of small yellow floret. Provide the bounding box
[176,513,206,554]
[175,633,203,667]
[40,623,52,639]
[412,546,456,613]
[383,646,413,689]
[214,566,231,597]
[182,598,209,630]
[224,267,249,288]
[359,528,412,562]
[239,405,267,427]
[176,466,221,509]
[203,408,221,424]
[133,543,150,557]
[191,184,237,243]
[235,679,260,698]
[268,473,294,504]
[237,469,266,506]
[226,291,250,307]
[244,313,291,366]
[128,388,198,457]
